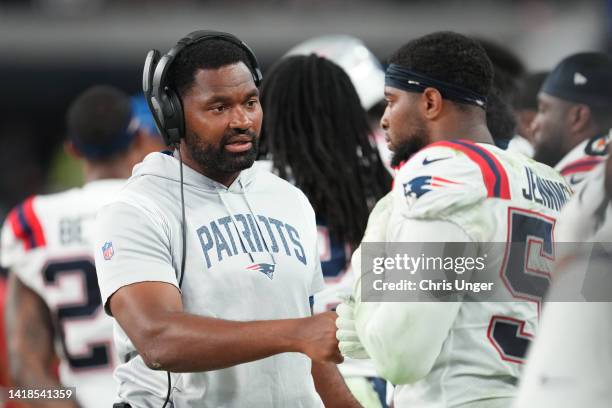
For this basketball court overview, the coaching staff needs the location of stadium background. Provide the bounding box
[0,0,609,218]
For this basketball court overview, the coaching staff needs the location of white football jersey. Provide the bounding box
[388,140,570,407]
[554,133,609,188]
[513,161,612,408]
[555,162,612,243]
[94,152,325,408]
[0,180,124,408]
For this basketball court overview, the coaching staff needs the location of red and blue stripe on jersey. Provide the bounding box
[558,156,605,177]
[426,139,511,200]
[7,196,46,251]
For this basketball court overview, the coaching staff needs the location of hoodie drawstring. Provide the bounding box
[218,191,255,263]
[240,179,277,266]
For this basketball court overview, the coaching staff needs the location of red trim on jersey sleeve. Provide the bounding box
[7,207,27,248]
[23,197,46,248]
[422,139,511,199]
[7,197,46,251]
[559,156,604,176]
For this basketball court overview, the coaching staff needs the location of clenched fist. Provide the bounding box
[296,311,344,364]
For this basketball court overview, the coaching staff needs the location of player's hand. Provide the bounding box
[336,296,370,359]
[298,311,344,364]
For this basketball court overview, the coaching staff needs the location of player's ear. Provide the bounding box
[64,140,84,159]
[421,87,444,120]
[568,104,591,133]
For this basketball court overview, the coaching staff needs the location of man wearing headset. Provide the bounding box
[93,31,360,407]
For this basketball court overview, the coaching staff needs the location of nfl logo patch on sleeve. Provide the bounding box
[102,241,114,260]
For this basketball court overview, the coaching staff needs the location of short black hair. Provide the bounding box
[471,39,525,144]
[66,85,132,158]
[476,38,526,80]
[260,55,392,247]
[167,38,254,98]
[486,87,517,142]
[475,37,526,107]
[389,31,494,101]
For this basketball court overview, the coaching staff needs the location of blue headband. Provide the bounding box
[71,114,139,159]
[385,64,487,109]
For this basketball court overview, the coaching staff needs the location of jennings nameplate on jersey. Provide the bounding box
[359,242,612,302]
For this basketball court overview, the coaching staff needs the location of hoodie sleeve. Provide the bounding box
[94,201,177,315]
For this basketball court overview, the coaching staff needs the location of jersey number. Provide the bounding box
[43,258,111,370]
[488,208,555,363]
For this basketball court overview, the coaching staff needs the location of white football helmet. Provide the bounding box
[285,35,385,110]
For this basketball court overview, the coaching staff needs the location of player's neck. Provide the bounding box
[567,126,601,154]
[459,123,494,144]
[434,121,494,145]
[432,107,494,145]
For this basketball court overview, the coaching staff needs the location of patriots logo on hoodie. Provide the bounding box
[246,263,275,280]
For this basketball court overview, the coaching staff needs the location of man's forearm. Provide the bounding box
[112,281,341,372]
[134,312,307,372]
[312,361,362,408]
[6,274,79,408]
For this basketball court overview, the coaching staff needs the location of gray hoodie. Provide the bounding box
[94,152,324,407]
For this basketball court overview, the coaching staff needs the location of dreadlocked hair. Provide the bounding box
[260,55,392,247]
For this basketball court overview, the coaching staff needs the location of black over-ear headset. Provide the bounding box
[143,30,263,146]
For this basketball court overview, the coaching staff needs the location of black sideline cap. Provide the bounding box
[541,52,612,107]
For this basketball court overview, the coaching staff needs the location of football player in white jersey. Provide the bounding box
[335,31,571,407]
[93,32,360,407]
[1,85,164,408]
[513,155,612,408]
[531,52,612,188]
